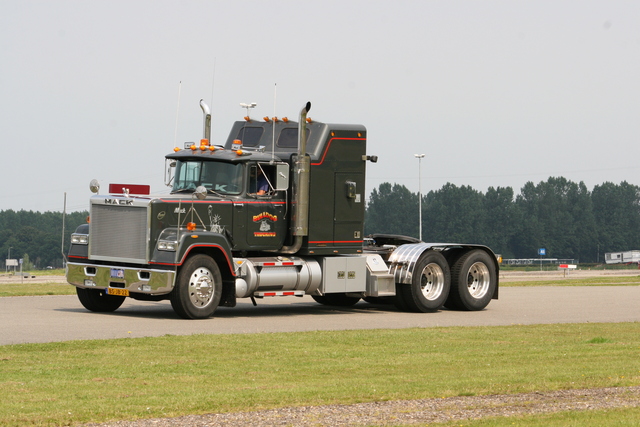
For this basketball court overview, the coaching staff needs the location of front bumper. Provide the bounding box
[67,262,176,295]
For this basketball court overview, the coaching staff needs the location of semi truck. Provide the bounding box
[66,101,499,319]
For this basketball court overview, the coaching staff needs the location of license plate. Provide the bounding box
[110,268,125,279]
[106,288,129,297]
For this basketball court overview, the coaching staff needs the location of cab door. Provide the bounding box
[245,164,287,249]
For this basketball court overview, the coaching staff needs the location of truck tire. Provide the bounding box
[398,251,450,312]
[445,249,496,311]
[171,254,222,319]
[76,288,125,312]
[311,293,360,306]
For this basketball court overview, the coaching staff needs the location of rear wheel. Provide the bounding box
[445,249,496,311]
[398,251,450,312]
[312,293,360,306]
[171,254,222,319]
[76,288,125,312]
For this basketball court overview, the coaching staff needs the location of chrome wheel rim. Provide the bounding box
[420,263,445,301]
[188,267,215,308]
[466,262,490,299]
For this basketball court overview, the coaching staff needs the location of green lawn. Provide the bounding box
[1,323,639,426]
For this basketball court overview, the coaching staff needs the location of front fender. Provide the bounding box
[175,231,235,276]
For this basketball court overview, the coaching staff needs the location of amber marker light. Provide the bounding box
[174,147,180,152]
[200,145,207,151]
[236,149,243,155]
[263,116,270,122]
[306,117,312,123]
[187,222,196,231]
[200,138,209,145]
[282,117,289,122]
[209,146,215,151]
[190,144,197,151]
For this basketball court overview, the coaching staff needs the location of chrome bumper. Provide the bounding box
[66,262,175,295]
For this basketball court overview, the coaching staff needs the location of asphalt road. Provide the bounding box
[1,285,638,345]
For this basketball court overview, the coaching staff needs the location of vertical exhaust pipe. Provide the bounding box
[280,101,311,254]
[199,99,211,143]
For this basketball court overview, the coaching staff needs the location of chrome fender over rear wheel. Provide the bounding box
[171,254,222,319]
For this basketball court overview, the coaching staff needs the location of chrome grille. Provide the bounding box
[90,204,148,262]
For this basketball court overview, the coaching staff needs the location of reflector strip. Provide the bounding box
[254,291,305,297]
[256,261,299,267]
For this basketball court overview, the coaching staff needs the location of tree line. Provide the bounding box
[365,177,640,263]
[1,177,638,268]
[0,210,88,270]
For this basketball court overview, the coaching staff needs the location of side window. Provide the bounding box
[249,164,276,197]
[277,127,309,148]
[236,127,264,147]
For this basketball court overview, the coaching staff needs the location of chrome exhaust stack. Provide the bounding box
[280,101,311,254]
[199,99,211,142]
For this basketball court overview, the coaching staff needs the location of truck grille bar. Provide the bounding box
[89,204,149,263]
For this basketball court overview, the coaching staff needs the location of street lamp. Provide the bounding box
[414,154,425,241]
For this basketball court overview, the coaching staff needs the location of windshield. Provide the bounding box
[172,161,243,195]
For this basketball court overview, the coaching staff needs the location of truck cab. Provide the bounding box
[66,101,499,320]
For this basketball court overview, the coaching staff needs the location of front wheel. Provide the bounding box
[76,288,125,312]
[171,254,222,319]
[445,249,497,311]
[398,251,450,312]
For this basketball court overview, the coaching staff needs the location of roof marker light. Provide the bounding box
[263,116,271,122]
[174,147,180,152]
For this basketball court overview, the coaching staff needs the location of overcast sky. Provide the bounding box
[1,0,639,212]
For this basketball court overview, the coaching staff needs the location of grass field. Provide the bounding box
[1,323,639,426]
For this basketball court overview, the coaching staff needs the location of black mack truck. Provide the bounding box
[66,101,498,319]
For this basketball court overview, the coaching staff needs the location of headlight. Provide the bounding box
[71,234,88,245]
[158,240,177,251]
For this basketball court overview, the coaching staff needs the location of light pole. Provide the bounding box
[414,154,425,241]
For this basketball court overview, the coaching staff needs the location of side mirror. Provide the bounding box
[275,163,289,191]
[165,159,176,186]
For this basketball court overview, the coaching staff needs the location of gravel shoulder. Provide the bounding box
[84,386,640,426]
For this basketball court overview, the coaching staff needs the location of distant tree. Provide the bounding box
[423,183,486,243]
[365,182,418,237]
[592,181,640,256]
[1,209,88,269]
[483,186,518,258]
[513,177,597,261]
